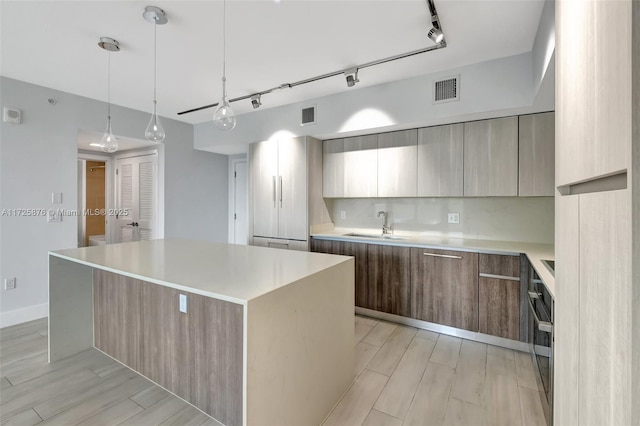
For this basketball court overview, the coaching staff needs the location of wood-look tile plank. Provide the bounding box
[362,409,402,426]
[451,340,487,405]
[0,319,47,343]
[416,329,439,341]
[1,408,42,426]
[0,369,100,421]
[486,354,516,379]
[483,374,522,426]
[159,405,212,426]
[356,322,375,343]
[442,397,485,426]
[356,315,379,328]
[404,362,455,426]
[519,386,547,426]
[130,384,171,409]
[366,326,417,376]
[73,398,143,426]
[487,345,515,360]
[356,341,380,376]
[1,376,12,389]
[362,321,397,347]
[514,351,540,391]
[0,353,48,379]
[91,362,126,378]
[32,368,143,420]
[373,337,435,418]
[119,396,189,426]
[430,334,462,369]
[199,418,225,426]
[322,369,388,426]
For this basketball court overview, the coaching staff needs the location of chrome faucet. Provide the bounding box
[377,211,392,234]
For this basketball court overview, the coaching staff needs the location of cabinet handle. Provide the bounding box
[423,252,462,259]
[272,176,276,208]
[527,292,553,333]
[279,176,283,207]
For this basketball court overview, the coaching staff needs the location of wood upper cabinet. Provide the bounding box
[478,254,521,340]
[310,238,368,308]
[322,139,344,198]
[463,117,519,196]
[410,248,478,331]
[367,244,411,316]
[344,135,378,197]
[519,112,555,197]
[377,130,417,197]
[417,124,464,197]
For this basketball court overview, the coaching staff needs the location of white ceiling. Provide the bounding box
[77,129,158,152]
[0,1,545,125]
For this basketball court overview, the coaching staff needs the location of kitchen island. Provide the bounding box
[48,239,355,426]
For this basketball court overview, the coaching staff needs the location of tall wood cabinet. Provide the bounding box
[377,130,417,197]
[463,117,519,196]
[555,1,638,425]
[249,136,329,247]
[417,124,464,197]
[410,248,478,331]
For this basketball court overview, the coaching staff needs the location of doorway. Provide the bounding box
[229,156,248,245]
[77,153,112,247]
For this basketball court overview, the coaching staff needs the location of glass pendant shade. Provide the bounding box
[145,101,166,142]
[101,118,118,153]
[213,98,236,131]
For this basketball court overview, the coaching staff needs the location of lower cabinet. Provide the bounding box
[310,238,368,308]
[410,248,479,331]
[367,244,411,316]
[252,236,308,251]
[478,254,522,340]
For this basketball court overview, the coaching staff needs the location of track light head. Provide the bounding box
[344,68,359,88]
[427,27,444,44]
[251,94,262,109]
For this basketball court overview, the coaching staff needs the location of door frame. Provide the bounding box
[77,152,113,245]
[114,147,164,242]
[228,154,248,244]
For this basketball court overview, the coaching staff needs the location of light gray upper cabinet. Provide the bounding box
[417,124,464,197]
[322,139,344,198]
[463,117,519,196]
[344,135,378,198]
[377,130,417,197]
[519,112,555,197]
[250,137,325,242]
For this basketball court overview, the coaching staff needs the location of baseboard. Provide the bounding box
[0,303,48,328]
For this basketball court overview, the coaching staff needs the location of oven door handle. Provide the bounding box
[528,291,553,333]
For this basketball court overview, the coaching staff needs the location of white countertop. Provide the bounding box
[50,239,352,305]
[311,227,555,297]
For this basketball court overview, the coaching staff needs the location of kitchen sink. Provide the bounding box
[345,233,409,241]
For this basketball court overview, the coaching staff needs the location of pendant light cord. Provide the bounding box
[107,51,111,123]
[222,0,227,100]
[153,18,157,104]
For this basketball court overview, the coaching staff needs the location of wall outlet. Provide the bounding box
[4,277,16,290]
[340,210,346,220]
[179,294,187,313]
[448,213,460,224]
[51,192,63,204]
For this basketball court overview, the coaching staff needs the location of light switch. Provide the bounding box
[179,294,187,313]
[51,192,63,204]
[340,210,346,220]
[448,213,460,224]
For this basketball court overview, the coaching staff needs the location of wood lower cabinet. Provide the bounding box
[410,248,478,331]
[367,244,411,316]
[310,238,368,308]
[478,277,520,340]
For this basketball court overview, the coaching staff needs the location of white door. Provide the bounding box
[115,154,158,243]
[250,140,278,238]
[233,160,248,244]
[277,137,307,240]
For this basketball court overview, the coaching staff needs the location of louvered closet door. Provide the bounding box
[115,154,158,243]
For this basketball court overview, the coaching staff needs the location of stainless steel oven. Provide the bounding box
[528,266,554,425]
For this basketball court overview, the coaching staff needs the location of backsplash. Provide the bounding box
[327,197,554,244]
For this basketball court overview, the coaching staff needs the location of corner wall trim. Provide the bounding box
[0,303,48,328]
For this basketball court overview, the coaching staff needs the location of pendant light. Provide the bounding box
[213,0,236,131]
[98,37,120,153]
[143,6,168,143]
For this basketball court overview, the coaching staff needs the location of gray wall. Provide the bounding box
[0,77,227,325]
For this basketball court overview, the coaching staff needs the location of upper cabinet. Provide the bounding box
[377,130,418,197]
[344,135,378,198]
[322,139,344,198]
[519,112,555,197]
[417,124,464,197]
[464,117,519,196]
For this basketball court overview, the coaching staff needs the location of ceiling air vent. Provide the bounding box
[433,75,460,104]
[301,106,316,126]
